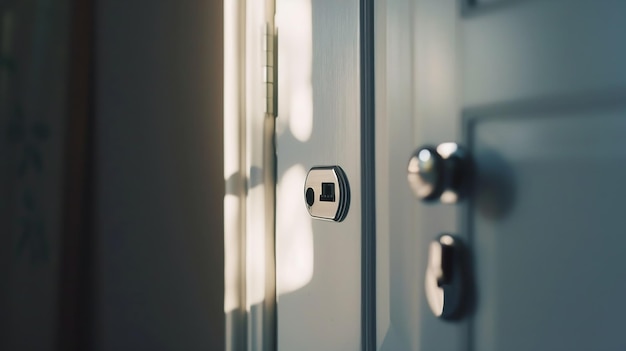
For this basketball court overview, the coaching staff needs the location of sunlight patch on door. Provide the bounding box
[276,164,314,296]
[276,0,313,142]
[224,193,241,313]
[245,183,268,308]
[223,0,243,313]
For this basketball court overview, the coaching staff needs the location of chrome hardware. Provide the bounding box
[304,166,351,222]
[425,234,466,320]
[407,143,471,204]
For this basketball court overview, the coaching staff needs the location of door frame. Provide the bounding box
[226,0,378,349]
[224,1,277,350]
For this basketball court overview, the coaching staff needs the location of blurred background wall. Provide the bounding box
[93,0,224,350]
[1,0,225,350]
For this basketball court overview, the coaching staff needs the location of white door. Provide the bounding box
[275,0,363,350]
[377,0,626,350]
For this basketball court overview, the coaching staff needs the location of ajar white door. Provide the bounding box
[377,0,626,350]
[275,0,362,350]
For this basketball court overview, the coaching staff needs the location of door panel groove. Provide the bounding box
[360,0,376,350]
[462,0,534,18]
[463,88,626,123]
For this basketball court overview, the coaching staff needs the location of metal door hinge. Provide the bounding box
[264,24,277,117]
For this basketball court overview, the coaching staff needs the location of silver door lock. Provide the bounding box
[425,234,468,320]
[304,166,350,222]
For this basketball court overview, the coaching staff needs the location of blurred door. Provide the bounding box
[377,0,626,350]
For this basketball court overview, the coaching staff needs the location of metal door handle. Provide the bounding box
[407,142,471,204]
[425,234,467,320]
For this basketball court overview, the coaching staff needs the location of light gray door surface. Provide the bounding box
[275,0,362,350]
[377,0,626,350]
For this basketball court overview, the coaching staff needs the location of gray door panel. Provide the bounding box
[464,0,626,107]
[464,1,626,348]
[470,106,626,351]
[378,0,626,350]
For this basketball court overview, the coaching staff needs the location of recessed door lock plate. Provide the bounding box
[304,166,350,222]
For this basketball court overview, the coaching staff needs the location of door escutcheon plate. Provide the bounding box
[304,166,350,222]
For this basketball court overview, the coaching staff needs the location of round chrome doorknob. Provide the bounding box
[407,143,470,204]
[407,146,444,201]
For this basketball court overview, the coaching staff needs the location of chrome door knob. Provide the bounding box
[407,142,471,204]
